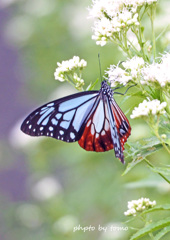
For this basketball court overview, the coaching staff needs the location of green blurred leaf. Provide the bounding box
[147,165,170,176]
[130,217,170,240]
[123,136,162,175]
[86,78,99,90]
[122,158,143,176]
[142,204,170,214]
[154,226,170,240]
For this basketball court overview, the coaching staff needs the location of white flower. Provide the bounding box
[106,64,132,87]
[73,73,85,90]
[122,56,145,78]
[124,197,156,216]
[88,0,157,46]
[54,56,87,82]
[141,53,170,87]
[130,99,167,119]
[88,0,122,19]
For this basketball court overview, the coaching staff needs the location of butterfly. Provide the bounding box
[21,80,131,164]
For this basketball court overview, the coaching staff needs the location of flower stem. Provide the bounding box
[153,123,170,155]
[150,5,156,61]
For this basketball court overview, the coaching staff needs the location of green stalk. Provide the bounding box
[154,128,170,155]
[144,158,170,184]
[150,5,156,61]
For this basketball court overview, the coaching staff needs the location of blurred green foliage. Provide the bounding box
[0,0,170,240]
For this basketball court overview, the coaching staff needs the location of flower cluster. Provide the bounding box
[106,56,144,87]
[106,53,170,89]
[141,52,170,87]
[106,64,132,87]
[88,0,157,46]
[130,99,167,119]
[122,56,145,78]
[124,198,156,216]
[54,56,87,90]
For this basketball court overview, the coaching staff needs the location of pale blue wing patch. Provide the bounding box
[58,94,97,112]
[21,92,99,142]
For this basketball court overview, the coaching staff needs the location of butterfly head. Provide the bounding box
[101,80,113,100]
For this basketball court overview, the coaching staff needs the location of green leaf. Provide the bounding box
[130,217,170,240]
[123,137,163,175]
[156,24,170,42]
[147,165,170,176]
[122,158,143,176]
[142,204,170,215]
[86,78,99,91]
[154,226,170,240]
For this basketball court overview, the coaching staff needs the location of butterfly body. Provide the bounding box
[21,80,131,163]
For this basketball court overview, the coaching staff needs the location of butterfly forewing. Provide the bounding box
[21,80,132,163]
[21,91,99,142]
[106,98,125,163]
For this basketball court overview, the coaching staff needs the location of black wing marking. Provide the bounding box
[21,91,99,142]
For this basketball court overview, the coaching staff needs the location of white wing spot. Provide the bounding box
[29,125,32,129]
[33,129,36,132]
[49,126,54,131]
[101,130,105,136]
[70,132,75,139]
[50,133,53,136]
[91,124,95,135]
[51,118,58,125]
[95,133,99,138]
[59,130,64,135]
[40,127,44,131]
[26,121,29,124]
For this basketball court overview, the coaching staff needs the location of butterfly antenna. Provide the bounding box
[98,53,102,83]
[114,83,137,95]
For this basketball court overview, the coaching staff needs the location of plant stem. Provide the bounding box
[131,27,148,62]
[150,6,156,61]
[112,36,132,58]
[154,127,170,155]
[144,158,170,184]
[127,39,142,56]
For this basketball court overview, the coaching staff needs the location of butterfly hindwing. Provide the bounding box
[21,80,132,163]
[78,97,114,152]
[21,91,99,142]
[111,99,131,151]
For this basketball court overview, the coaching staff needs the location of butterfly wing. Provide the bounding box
[78,95,131,163]
[108,99,131,163]
[78,95,114,153]
[111,99,131,150]
[21,91,99,142]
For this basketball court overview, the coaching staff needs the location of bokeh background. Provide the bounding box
[0,0,170,240]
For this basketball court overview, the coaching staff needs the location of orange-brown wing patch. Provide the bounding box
[78,101,114,152]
